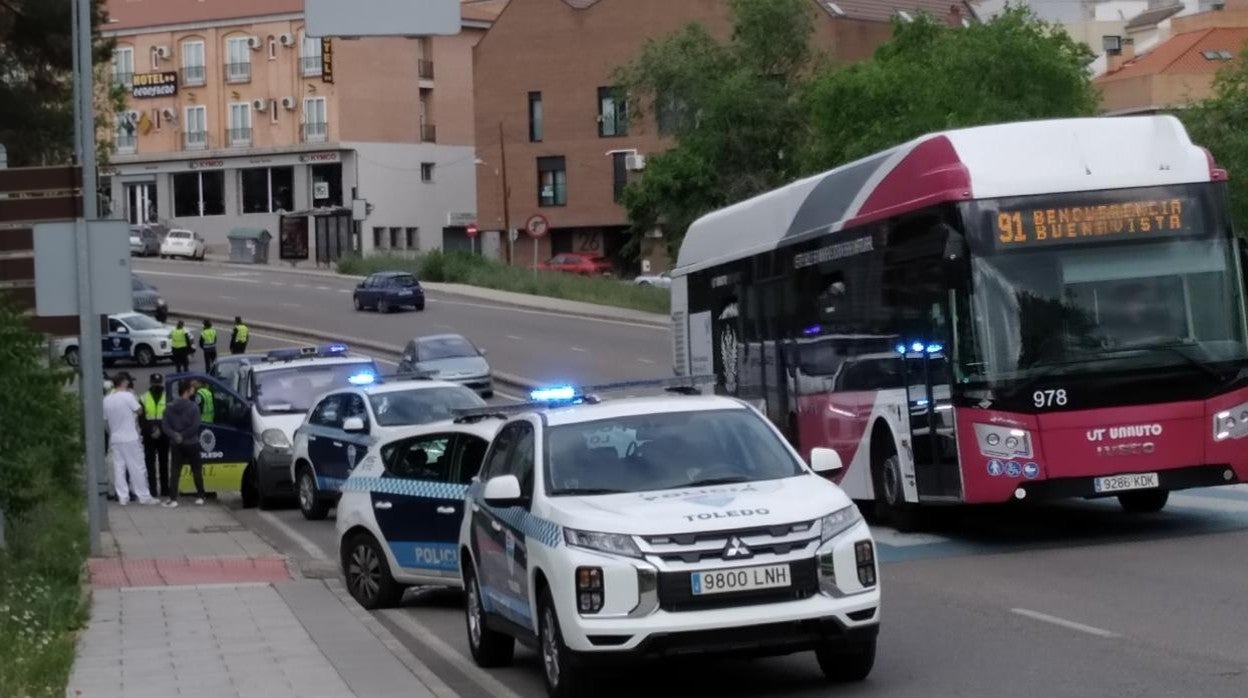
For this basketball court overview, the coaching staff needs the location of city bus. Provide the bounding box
[670,115,1248,528]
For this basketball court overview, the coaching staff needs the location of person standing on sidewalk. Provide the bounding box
[170,320,191,373]
[103,373,157,506]
[162,380,206,507]
[199,319,219,372]
[229,316,249,355]
[140,373,171,502]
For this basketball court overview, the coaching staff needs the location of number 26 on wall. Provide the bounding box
[998,212,1025,244]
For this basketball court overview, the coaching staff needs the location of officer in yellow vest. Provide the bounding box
[193,379,215,424]
[140,373,172,500]
[170,320,191,373]
[230,316,250,355]
[199,319,219,372]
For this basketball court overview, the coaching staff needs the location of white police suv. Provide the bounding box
[458,382,880,698]
[292,378,486,520]
[335,417,501,609]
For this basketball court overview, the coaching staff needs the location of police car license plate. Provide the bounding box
[1093,472,1159,494]
[690,563,790,596]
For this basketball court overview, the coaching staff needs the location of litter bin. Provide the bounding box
[227,228,273,264]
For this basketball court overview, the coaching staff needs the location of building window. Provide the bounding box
[311,163,343,207]
[225,36,252,83]
[656,94,688,137]
[115,117,137,155]
[528,92,543,143]
[268,37,278,60]
[538,156,567,207]
[112,47,134,87]
[228,102,252,146]
[300,32,323,77]
[405,227,418,250]
[303,97,328,142]
[173,171,225,217]
[241,167,294,214]
[612,152,628,203]
[598,86,627,137]
[420,162,434,183]
[184,105,207,150]
[373,227,385,250]
[181,40,206,86]
[390,227,402,250]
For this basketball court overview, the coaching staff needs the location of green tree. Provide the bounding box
[802,6,1098,170]
[1181,53,1248,235]
[616,0,818,258]
[0,0,120,167]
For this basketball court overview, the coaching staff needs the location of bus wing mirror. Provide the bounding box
[939,224,967,265]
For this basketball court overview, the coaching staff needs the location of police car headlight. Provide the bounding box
[820,504,861,543]
[563,528,642,559]
[262,429,292,450]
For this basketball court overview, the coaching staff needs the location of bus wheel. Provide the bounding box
[875,454,922,533]
[1119,490,1169,514]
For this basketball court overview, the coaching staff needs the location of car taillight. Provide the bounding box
[576,566,603,614]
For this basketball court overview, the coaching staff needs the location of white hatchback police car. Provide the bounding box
[458,384,880,698]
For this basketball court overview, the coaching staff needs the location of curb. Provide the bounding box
[174,310,542,392]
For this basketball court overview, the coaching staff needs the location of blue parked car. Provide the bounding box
[352,271,426,313]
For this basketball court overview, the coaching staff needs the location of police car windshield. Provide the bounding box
[125,314,163,331]
[544,409,803,496]
[254,362,376,414]
[368,386,485,426]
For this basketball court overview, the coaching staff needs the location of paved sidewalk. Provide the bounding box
[67,502,452,698]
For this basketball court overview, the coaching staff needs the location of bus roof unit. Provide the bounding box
[676,115,1222,275]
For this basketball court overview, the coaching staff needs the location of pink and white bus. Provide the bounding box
[670,116,1248,528]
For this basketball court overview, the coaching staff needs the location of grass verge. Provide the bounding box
[336,251,671,315]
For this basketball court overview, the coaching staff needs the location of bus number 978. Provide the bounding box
[1034,389,1068,408]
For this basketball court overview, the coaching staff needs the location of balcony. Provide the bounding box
[420,123,436,143]
[418,59,434,80]
[115,133,136,154]
[224,62,251,84]
[303,121,328,143]
[301,55,323,77]
[113,71,133,88]
[184,131,208,151]
[227,128,253,147]
[181,65,206,86]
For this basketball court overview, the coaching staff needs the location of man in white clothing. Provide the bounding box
[103,373,156,505]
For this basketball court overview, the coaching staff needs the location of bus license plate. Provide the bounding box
[691,564,790,596]
[1093,472,1159,494]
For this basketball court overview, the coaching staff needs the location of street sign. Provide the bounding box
[466,223,479,239]
[525,214,549,239]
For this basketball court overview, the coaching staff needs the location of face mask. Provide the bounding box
[151,387,164,397]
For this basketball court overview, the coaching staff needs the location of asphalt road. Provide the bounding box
[123,258,1248,697]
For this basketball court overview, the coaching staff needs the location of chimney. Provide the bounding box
[1105,36,1135,73]
[948,3,962,27]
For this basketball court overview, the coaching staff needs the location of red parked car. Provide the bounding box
[538,253,614,276]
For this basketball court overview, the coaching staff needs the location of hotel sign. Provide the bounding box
[132,71,178,99]
[321,38,334,84]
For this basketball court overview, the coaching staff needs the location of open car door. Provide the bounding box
[165,373,253,495]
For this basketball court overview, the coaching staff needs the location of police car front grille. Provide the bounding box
[640,521,818,565]
[654,538,819,564]
[657,558,819,612]
[642,521,814,548]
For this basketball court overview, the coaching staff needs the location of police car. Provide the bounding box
[170,344,380,508]
[291,377,487,520]
[458,381,880,698]
[56,312,190,368]
[335,417,501,609]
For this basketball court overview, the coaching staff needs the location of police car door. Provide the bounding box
[374,432,460,579]
[432,434,491,553]
[471,421,537,631]
[104,317,133,362]
[164,374,253,494]
[305,394,347,490]
[339,393,372,478]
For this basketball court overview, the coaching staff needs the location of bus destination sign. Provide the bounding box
[994,195,1198,250]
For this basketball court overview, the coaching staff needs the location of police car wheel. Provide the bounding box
[463,562,515,667]
[134,345,155,367]
[538,587,586,698]
[1119,490,1169,513]
[815,637,876,682]
[344,533,403,609]
[297,468,330,521]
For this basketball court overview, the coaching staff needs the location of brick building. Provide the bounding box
[472,0,977,274]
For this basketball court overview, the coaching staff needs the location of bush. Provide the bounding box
[335,251,670,315]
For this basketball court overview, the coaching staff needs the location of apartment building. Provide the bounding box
[102,0,501,261]
[473,0,977,273]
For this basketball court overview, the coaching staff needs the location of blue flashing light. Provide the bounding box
[911,341,924,353]
[531,386,578,402]
[802,324,821,336]
[348,371,376,385]
[895,344,907,355]
[322,343,349,355]
[925,343,944,354]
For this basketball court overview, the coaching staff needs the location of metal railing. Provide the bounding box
[224,62,251,83]
[227,127,253,147]
[420,123,436,143]
[181,65,206,85]
[418,59,434,80]
[303,121,328,143]
[115,133,136,154]
[113,71,133,88]
[184,131,208,150]
[301,55,323,77]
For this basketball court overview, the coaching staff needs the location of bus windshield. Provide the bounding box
[958,186,1248,384]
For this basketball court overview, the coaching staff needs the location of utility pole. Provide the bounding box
[72,0,107,554]
[498,122,512,266]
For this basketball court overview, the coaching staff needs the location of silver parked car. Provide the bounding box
[396,333,493,398]
[129,226,161,256]
[633,271,671,288]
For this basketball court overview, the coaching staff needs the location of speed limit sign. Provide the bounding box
[525,214,549,239]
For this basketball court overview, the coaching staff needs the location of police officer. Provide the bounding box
[140,373,171,501]
[230,316,249,355]
[170,320,191,373]
[193,378,215,424]
[199,319,218,372]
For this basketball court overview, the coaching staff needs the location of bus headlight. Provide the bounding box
[1213,402,1248,440]
[973,423,1033,458]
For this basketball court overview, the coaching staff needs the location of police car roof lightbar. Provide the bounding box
[450,375,717,423]
[264,343,350,362]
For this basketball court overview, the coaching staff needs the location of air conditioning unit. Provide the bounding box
[124,110,140,122]
[155,45,171,59]
[252,98,269,111]
[247,35,262,50]
[281,96,297,110]
[625,153,647,171]
[279,33,295,47]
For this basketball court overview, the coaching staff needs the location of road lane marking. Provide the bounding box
[637,358,656,364]
[292,283,310,289]
[380,609,525,698]
[505,335,522,340]
[219,296,239,302]
[257,511,329,562]
[1010,608,1119,638]
[279,302,301,308]
[570,346,586,352]
[269,281,286,287]
[316,286,332,291]
[136,270,264,284]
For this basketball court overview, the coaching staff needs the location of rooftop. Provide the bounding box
[104,0,502,31]
[1097,27,1248,82]
[1125,2,1184,31]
